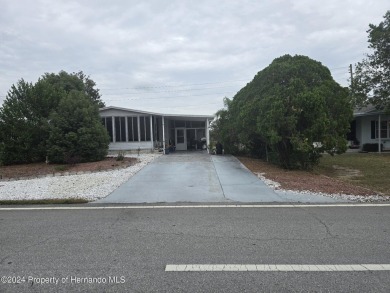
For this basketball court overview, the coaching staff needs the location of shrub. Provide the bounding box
[47,91,109,164]
[362,143,383,152]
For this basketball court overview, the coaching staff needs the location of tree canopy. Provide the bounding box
[212,55,353,169]
[0,71,107,165]
[353,11,390,111]
[47,91,109,164]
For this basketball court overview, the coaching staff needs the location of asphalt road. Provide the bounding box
[1,204,390,292]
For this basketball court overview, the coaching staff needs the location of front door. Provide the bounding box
[175,128,187,150]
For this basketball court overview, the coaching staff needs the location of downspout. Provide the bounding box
[378,114,381,153]
[162,116,166,154]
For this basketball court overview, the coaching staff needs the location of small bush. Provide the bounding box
[116,151,125,161]
[55,165,69,172]
[362,143,383,152]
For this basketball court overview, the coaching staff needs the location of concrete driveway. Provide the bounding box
[97,151,344,203]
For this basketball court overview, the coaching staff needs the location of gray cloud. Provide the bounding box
[0,0,388,114]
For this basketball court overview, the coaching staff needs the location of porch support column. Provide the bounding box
[162,116,166,154]
[206,118,210,153]
[378,114,382,153]
[150,115,153,151]
[112,116,116,143]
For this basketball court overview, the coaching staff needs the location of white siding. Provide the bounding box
[358,114,390,150]
[109,141,153,151]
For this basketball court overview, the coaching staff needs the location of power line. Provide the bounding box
[329,66,349,70]
[100,84,239,94]
[104,91,236,101]
[99,79,248,90]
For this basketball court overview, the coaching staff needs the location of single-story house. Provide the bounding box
[350,105,390,152]
[99,106,215,152]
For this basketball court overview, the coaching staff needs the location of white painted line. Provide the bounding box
[0,203,390,211]
[165,264,390,272]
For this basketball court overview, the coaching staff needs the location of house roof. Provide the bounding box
[99,106,215,119]
[353,104,385,117]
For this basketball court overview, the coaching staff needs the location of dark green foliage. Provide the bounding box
[212,55,353,169]
[47,92,109,163]
[41,71,105,108]
[0,71,107,165]
[0,79,54,164]
[353,11,390,111]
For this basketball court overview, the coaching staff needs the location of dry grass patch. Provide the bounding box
[0,157,138,180]
[315,153,390,196]
[237,156,376,196]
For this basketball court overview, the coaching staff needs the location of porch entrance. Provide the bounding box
[175,128,186,151]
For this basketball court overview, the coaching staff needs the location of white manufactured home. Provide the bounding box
[99,106,214,152]
[351,105,390,151]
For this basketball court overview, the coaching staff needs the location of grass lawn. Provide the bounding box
[315,153,390,196]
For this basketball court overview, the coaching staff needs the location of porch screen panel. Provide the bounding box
[133,117,138,141]
[145,117,151,141]
[139,116,151,141]
[115,117,126,142]
[102,117,113,142]
[127,117,138,141]
[140,116,145,141]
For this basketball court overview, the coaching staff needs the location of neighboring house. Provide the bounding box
[351,105,390,152]
[99,106,214,152]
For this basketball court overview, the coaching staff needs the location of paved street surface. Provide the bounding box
[98,152,345,203]
[1,204,390,292]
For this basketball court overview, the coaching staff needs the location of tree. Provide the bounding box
[47,91,109,163]
[0,79,59,164]
[353,11,390,111]
[40,71,105,108]
[0,71,107,165]
[214,55,353,169]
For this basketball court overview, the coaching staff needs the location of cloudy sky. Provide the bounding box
[0,1,388,115]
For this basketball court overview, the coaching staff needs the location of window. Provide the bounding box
[139,116,151,141]
[175,120,185,127]
[196,129,205,140]
[115,117,126,142]
[371,120,389,139]
[145,116,151,141]
[101,117,113,142]
[127,117,138,141]
[192,121,205,128]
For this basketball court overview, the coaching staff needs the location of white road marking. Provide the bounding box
[165,264,390,272]
[0,203,390,211]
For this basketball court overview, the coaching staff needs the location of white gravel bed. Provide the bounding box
[254,172,390,203]
[0,154,161,201]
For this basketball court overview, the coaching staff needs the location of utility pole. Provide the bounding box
[349,64,355,102]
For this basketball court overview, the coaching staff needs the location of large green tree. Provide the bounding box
[47,91,109,164]
[0,71,106,165]
[213,55,353,169]
[353,11,390,111]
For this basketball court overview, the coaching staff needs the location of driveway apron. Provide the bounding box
[97,152,342,203]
